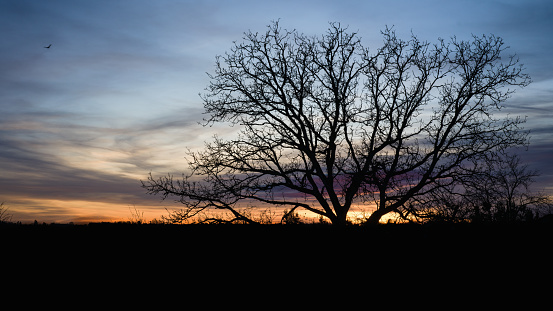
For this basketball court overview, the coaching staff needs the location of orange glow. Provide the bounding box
[4,191,400,225]
[4,193,399,225]
[3,195,166,224]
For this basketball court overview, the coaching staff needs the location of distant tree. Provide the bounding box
[128,205,145,224]
[0,202,12,223]
[466,151,541,222]
[143,21,530,225]
[281,209,304,225]
[402,151,552,223]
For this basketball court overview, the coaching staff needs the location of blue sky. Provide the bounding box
[1,0,552,222]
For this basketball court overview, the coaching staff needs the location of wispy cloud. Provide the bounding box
[0,100,241,222]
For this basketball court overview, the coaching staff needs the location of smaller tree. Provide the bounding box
[402,151,552,223]
[0,202,12,223]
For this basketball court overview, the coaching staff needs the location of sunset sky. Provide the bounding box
[1,0,553,223]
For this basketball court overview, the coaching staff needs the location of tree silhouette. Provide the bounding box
[0,202,12,223]
[143,21,530,225]
[400,151,552,223]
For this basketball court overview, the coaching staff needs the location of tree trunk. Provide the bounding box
[332,214,348,226]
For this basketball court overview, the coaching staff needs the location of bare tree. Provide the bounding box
[402,151,552,223]
[0,202,12,223]
[467,151,539,222]
[143,21,530,225]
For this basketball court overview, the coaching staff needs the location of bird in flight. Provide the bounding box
[44,44,52,49]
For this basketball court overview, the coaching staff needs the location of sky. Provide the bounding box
[1,0,553,223]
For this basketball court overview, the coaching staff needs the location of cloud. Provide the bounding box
[0,101,240,222]
[0,109,197,221]
[0,133,140,200]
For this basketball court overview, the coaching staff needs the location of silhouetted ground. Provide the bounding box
[4,221,552,257]
[5,222,550,305]
[4,222,552,287]
[3,221,552,308]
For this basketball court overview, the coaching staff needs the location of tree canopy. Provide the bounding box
[143,21,530,225]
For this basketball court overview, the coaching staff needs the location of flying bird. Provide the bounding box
[44,44,52,49]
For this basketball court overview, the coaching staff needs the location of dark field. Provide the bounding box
[4,221,553,302]
[4,222,552,258]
